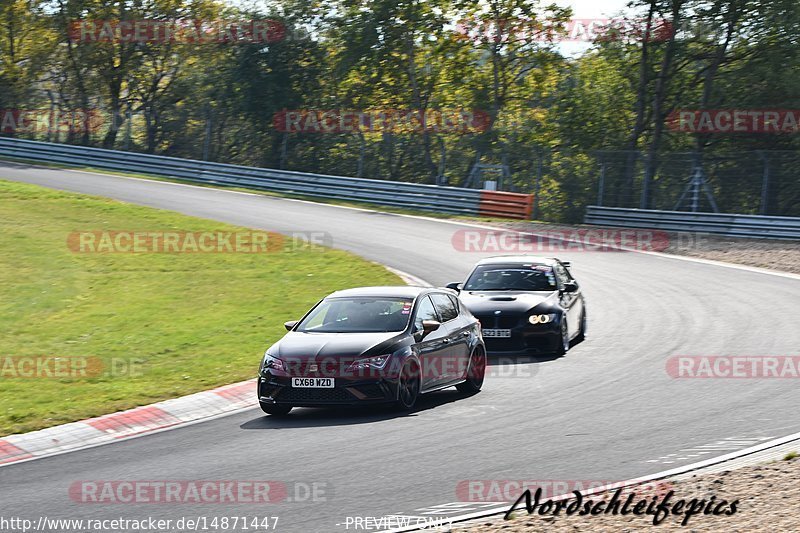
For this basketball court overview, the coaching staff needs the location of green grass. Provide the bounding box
[0,179,401,436]
[784,451,798,461]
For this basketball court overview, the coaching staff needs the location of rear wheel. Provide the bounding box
[457,347,486,394]
[260,402,292,416]
[395,361,420,410]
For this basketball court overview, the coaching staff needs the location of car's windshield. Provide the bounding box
[296,297,413,333]
[463,263,557,292]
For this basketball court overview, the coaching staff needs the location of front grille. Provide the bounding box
[475,314,522,329]
[275,386,355,402]
[483,337,526,352]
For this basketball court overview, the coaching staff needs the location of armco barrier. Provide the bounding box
[0,137,533,219]
[585,205,800,239]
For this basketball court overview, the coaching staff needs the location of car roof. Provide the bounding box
[475,255,558,265]
[326,286,434,299]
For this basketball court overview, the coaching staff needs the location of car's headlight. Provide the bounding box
[262,352,285,372]
[529,313,557,325]
[347,354,391,371]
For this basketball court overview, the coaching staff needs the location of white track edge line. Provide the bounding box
[384,266,433,287]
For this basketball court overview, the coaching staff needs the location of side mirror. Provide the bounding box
[420,319,441,337]
[562,281,578,293]
[445,282,462,292]
[284,320,299,331]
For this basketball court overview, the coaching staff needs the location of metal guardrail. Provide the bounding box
[0,137,533,219]
[585,205,800,239]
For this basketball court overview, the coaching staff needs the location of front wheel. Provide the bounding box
[456,347,486,394]
[260,402,292,416]
[554,316,569,356]
[395,361,421,410]
[574,310,587,343]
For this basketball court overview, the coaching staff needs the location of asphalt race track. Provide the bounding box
[2,159,800,532]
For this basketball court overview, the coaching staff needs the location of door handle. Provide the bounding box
[461,331,470,337]
[442,338,451,344]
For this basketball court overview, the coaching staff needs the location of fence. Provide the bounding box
[593,150,800,217]
[0,137,533,219]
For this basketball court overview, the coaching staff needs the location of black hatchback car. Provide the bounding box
[257,286,485,415]
[447,256,586,355]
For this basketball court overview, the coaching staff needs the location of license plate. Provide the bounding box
[483,329,511,338]
[292,377,334,388]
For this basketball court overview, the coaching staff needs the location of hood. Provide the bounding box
[270,331,403,360]
[458,291,556,315]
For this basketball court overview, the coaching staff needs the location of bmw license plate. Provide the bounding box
[292,377,334,388]
[482,329,511,338]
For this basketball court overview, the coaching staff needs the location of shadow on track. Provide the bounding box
[487,353,562,365]
[240,389,468,429]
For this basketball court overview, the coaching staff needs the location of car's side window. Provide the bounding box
[430,293,458,322]
[413,295,439,331]
[447,294,460,313]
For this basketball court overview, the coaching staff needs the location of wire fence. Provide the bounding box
[593,151,800,217]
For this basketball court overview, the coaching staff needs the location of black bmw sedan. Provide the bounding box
[447,256,586,356]
[257,286,485,415]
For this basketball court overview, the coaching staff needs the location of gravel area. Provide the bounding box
[463,455,800,532]
[475,221,800,275]
[661,234,800,274]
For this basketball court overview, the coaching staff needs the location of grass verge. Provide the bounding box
[0,179,401,436]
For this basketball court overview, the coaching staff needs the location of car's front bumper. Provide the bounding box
[476,316,562,355]
[258,373,399,407]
